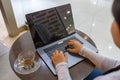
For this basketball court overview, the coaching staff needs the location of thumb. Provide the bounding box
[64,53,68,62]
[67,48,76,53]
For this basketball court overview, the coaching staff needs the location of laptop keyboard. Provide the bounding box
[44,37,83,57]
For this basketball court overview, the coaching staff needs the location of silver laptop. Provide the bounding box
[26,4,98,75]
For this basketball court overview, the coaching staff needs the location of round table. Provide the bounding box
[9,30,96,80]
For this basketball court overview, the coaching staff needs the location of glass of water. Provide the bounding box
[14,50,41,75]
[18,51,35,70]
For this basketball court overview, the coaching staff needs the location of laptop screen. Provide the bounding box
[26,4,76,48]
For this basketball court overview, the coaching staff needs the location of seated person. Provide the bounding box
[51,0,120,80]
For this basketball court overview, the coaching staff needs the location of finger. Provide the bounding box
[64,53,67,58]
[68,39,75,42]
[60,51,65,57]
[67,48,76,53]
[52,52,55,56]
[59,50,63,54]
[51,56,55,66]
[64,53,68,62]
[51,56,54,61]
[66,41,74,46]
[53,50,58,56]
[55,50,59,53]
[51,55,53,58]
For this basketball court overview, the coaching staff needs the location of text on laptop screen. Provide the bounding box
[26,4,76,48]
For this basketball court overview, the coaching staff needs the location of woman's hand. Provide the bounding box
[66,39,83,54]
[51,50,68,67]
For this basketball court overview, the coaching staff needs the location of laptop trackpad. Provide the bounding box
[65,52,84,67]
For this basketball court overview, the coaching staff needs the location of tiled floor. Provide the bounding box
[0,0,120,80]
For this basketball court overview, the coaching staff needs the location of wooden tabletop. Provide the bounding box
[9,30,96,80]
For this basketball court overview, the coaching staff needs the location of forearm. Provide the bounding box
[56,62,72,80]
[80,47,120,71]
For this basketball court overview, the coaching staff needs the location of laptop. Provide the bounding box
[26,4,98,75]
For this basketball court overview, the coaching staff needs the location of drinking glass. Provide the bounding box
[14,50,41,75]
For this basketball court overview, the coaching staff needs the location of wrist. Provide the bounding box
[55,62,68,69]
[78,47,86,56]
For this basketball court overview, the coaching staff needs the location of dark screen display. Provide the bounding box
[26,4,76,48]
